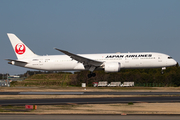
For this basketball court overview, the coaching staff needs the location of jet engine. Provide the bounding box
[104,62,121,72]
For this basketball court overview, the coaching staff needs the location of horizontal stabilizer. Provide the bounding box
[5,59,28,65]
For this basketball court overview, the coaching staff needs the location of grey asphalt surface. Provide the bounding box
[0,91,180,105]
[0,96,180,105]
[0,115,180,120]
[0,92,180,95]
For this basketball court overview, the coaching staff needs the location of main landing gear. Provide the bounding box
[88,72,96,78]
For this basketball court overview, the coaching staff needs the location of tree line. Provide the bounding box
[70,64,180,87]
[22,64,180,87]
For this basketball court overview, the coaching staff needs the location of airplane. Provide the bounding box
[6,33,177,78]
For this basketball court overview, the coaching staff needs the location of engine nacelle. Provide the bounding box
[104,62,121,72]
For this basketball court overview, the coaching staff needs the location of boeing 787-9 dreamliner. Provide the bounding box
[6,33,177,78]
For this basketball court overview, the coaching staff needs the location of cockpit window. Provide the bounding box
[168,57,172,59]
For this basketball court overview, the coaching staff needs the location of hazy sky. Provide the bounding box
[0,0,180,75]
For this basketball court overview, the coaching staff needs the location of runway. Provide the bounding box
[0,92,180,116]
[0,115,180,120]
[0,91,180,95]
[0,91,180,105]
[1,96,180,105]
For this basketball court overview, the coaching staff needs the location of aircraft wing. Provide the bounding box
[54,48,103,66]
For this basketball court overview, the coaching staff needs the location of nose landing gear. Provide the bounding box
[161,67,166,74]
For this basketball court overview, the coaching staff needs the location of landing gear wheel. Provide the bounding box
[92,73,96,77]
[87,73,96,78]
[88,74,92,78]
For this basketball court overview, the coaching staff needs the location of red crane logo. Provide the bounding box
[15,43,26,55]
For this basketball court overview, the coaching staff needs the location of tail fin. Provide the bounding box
[7,33,38,59]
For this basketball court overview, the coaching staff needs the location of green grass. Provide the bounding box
[128,102,134,105]
[11,73,72,87]
[0,105,31,112]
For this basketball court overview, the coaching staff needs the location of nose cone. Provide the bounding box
[173,59,177,66]
[166,59,177,67]
[171,59,177,66]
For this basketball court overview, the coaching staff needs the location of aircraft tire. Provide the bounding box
[88,74,92,78]
[92,73,96,77]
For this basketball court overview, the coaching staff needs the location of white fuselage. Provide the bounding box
[14,52,177,71]
[7,33,177,74]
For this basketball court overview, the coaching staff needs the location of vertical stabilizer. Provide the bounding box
[7,33,38,59]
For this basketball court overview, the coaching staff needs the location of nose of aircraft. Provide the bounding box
[172,59,177,66]
[166,58,177,67]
